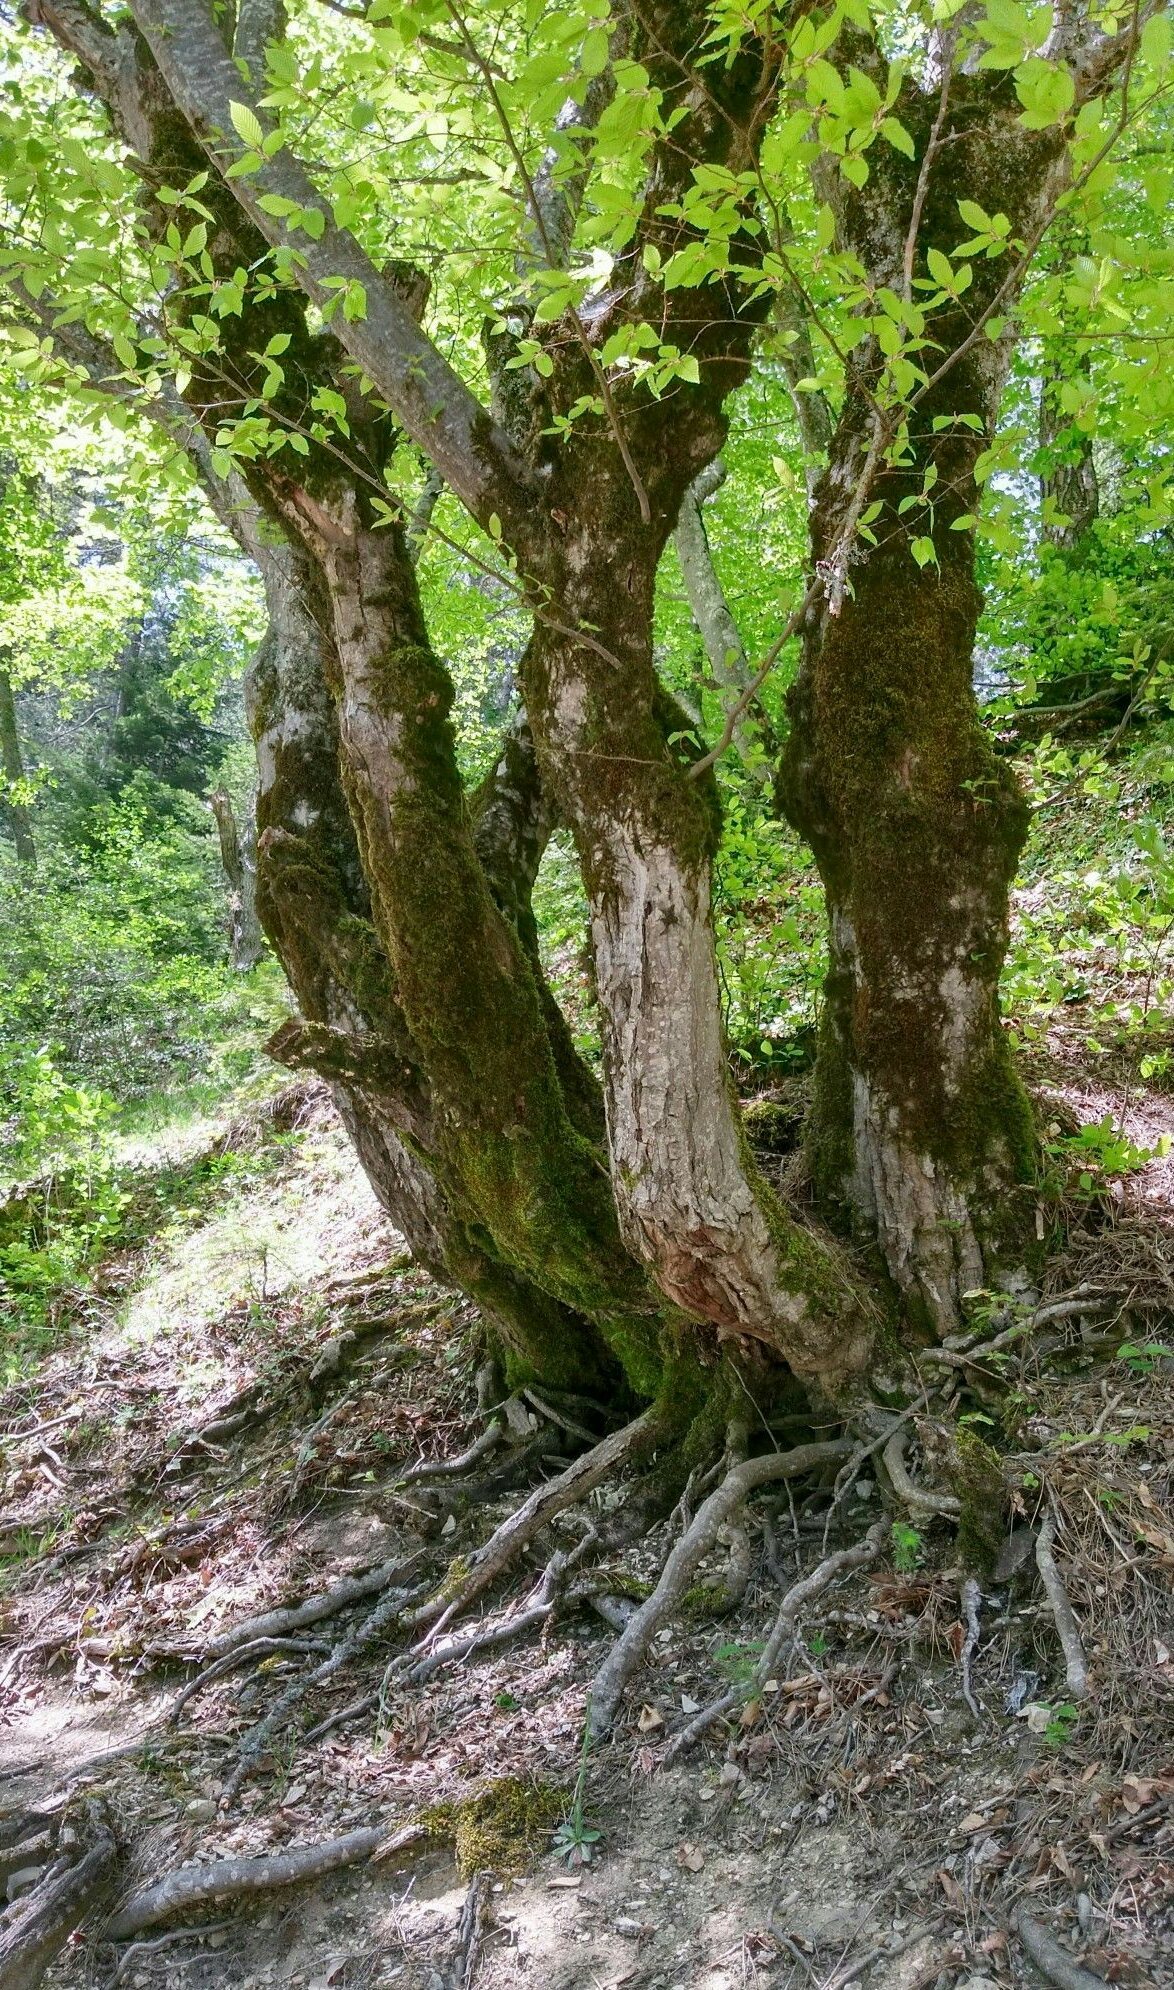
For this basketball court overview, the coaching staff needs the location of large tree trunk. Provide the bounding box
[782,441,1035,1331]
[779,72,1067,1332]
[0,664,35,867]
[521,488,874,1397]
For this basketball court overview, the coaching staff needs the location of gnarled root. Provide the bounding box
[206,1551,424,1659]
[586,1438,851,1740]
[881,1431,960,1519]
[0,1804,117,1990]
[662,1519,888,1764]
[224,1572,427,1802]
[411,1408,660,1649]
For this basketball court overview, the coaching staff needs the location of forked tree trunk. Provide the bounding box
[523,499,875,1397]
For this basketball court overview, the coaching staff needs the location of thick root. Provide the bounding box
[106,1829,387,1941]
[586,1438,851,1740]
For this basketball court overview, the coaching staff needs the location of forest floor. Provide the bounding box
[1,1059,1173,1990]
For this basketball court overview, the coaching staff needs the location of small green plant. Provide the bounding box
[1044,1702,1080,1748]
[494,1691,520,1712]
[892,1522,924,1572]
[553,1727,603,1868]
[1117,1340,1172,1375]
[712,1637,765,1687]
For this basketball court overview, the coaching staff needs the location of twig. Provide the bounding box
[1013,1909,1106,1990]
[1034,1515,1090,1700]
[106,1829,388,1940]
[754,1521,888,1691]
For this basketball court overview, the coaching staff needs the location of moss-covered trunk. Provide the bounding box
[777,73,1067,1332]
[781,425,1034,1331]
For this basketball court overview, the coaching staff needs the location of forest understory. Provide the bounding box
[2,971,1172,1990]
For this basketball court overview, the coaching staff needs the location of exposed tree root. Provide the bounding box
[1035,1514,1090,1700]
[0,1806,117,1990]
[400,1420,505,1484]
[1014,1909,1107,1990]
[413,1408,660,1648]
[224,1574,428,1801]
[447,1870,491,1990]
[105,1920,233,1989]
[206,1552,424,1660]
[661,1519,888,1763]
[959,1575,982,1719]
[586,1438,851,1740]
[167,1635,329,1728]
[106,1828,388,1940]
[881,1430,961,1518]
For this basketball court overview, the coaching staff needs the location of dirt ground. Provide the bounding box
[2,1090,1172,1990]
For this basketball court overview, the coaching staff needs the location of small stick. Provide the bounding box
[1034,1516,1089,1700]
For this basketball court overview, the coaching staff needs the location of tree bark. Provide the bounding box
[0,664,35,867]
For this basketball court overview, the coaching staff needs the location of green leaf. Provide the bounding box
[229,101,266,150]
[880,116,915,158]
[910,535,936,568]
[1014,57,1074,130]
[581,26,610,77]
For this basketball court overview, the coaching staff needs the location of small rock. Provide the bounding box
[615,1917,652,1939]
[186,1799,216,1822]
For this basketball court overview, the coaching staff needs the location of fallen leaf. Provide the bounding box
[636,1703,663,1733]
[677,1842,704,1872]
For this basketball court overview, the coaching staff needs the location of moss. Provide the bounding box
[950,1429,1008,1577]
[678,1581,732,1619]
[421,1778,565,1879]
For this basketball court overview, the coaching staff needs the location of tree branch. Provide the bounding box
[124,0,535,535]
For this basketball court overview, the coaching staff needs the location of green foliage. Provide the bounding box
[892,1522,923,1572]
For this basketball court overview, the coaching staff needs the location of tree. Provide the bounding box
[4,0,1167,1420]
